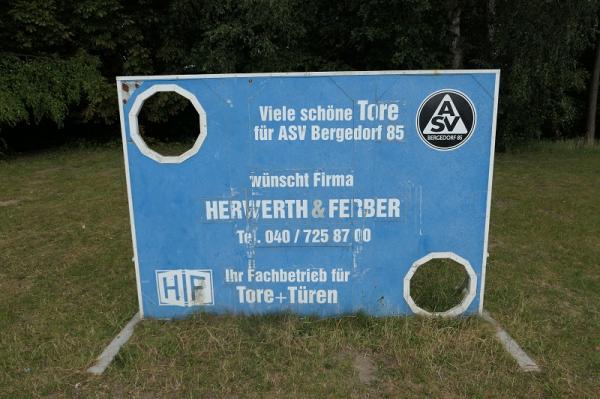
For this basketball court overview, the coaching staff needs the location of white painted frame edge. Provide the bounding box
[117,84,145,317]
[478,71,500,314]
[117,69,501,81]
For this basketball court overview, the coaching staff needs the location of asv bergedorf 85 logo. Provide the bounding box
[416,89,477,150]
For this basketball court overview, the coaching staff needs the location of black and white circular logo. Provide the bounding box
[416,89,476,150]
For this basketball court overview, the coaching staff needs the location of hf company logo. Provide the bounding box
[156,269,214,307]
[417,90,476,150]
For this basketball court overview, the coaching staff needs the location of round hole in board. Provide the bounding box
[137,91,200,156]
[127,84,207,164]
[403,252,477,317]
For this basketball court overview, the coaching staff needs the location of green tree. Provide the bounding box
[0,1,117,127]
[1,0,600,149]
[488,0,598,145]
[585,15,600,145]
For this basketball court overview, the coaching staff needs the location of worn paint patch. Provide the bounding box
[120,81,142,104]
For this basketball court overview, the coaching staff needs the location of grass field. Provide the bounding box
[0,142,599,398]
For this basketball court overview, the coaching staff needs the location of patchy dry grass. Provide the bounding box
[0,143,599,397]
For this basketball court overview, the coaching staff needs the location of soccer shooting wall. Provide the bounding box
[117,70,500,319]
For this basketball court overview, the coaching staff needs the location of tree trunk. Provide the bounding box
[586,37,600,145]
[450,6,463,69]
[488,0,495,55]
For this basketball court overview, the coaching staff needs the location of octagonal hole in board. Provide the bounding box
[127,84,207,163]
[403,252,477,317]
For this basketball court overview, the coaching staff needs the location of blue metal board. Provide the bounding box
[117,71,499,319]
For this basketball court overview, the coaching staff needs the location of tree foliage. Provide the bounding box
[491,0,597,143]
[0,0,599,147]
